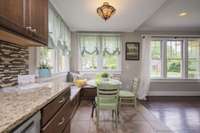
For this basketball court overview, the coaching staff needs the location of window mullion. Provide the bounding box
[199,40,200,78]
[183,40,188,79]
[162,40,167,78]
[98,36,103,71]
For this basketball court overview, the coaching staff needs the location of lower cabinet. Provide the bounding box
[41,101,71,133]
[63,121,71,133]
[41,86,81,133]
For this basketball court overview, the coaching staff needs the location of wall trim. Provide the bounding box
[148,91,200,96]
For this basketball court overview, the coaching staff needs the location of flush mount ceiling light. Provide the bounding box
[97,2,116,21]
[179,12,188,17]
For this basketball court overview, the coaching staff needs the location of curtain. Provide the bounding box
[48,6,56,49]
[79,34,121,56]
[48,4,71,55]
[79,35,100,56]
[137,35,151,100]
[102,36,121,56]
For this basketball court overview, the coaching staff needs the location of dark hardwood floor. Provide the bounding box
[71,100,172,133]
[141,96,200,133]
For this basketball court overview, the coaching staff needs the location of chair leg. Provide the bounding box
[117,104,120,118]
[112,110,114,120]
[134,97,137,109]
[115,109,118,128]
[91,102,96,118]
[96,107,99,127]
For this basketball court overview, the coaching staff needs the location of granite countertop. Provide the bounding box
[0,81,72,133]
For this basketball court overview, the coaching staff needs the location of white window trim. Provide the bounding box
[151,37,200,80]
[36,48,70,76]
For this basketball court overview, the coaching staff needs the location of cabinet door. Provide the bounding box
[28,0,48,45]
[0,0,27,35]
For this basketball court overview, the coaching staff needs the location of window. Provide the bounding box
[166,40,182,78]
[79,34,121,72]
[188,40,200,79]
[151,41,161,78]
[38,48,70,74]
[57,50,70,72]
[102,36,121,71]
[39,47,56,73]
[38,4,71,74]
[150,38,200,79]
[80,36,99,70]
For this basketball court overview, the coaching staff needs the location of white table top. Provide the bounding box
[87,79,122,87]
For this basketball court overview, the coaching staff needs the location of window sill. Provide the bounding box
[151,78,200,83]
[36,72,68,83]
[79,70,121,75]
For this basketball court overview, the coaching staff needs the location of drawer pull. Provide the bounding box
[58,117,65,126]
[31,28,37,33]
[58,97,65,104]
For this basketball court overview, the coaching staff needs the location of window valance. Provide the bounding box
[79,34,121,56]
[48,4,71,55]
[102,36,121,56]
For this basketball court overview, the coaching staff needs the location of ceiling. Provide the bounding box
[50,0,167,32]
[138,0,200,32]
[50,0,200,32]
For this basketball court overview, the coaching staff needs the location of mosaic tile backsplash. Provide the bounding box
[0,42,29,88]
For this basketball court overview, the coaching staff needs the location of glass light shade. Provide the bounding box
[97,2,116,21]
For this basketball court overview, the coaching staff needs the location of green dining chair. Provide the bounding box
[119,78,139,108]
[95,82,119,127]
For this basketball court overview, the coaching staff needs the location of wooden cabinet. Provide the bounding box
[0,0,48,46]
[27,0,48,44]
[0,0,27,35]
[41,86,81,133]
[41,101,71,133]
[63,121,71,133]
[41,89,70,127]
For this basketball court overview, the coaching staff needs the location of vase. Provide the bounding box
[39,68,51,78]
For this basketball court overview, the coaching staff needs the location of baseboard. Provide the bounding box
[148,91,200,96]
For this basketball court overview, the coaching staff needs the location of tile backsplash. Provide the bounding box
[0,41,29,88]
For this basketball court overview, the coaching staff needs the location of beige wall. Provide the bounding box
[120,32,142,89]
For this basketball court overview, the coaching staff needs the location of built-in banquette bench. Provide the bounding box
[80,85,97,100]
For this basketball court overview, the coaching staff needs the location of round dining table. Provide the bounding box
[87,78,122,87]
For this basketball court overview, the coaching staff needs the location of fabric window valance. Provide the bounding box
[79,34,121,57]
[48,4,71,55]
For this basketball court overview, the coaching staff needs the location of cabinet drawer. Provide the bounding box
[41,100,71,133]
[41,89,70,126]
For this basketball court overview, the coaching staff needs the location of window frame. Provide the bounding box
[78,34,122,73]
[37,48,70,75]
[150,38,200,80]
[187,39,200,79]
[150,40,162,78]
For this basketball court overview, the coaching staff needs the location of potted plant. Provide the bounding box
[101,72,109,81]
[38,64,52,78]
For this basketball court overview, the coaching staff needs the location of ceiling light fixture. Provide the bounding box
[97,2,116,21]
[179,12,187,17]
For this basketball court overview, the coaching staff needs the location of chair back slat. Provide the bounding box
[97,82,119,101]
